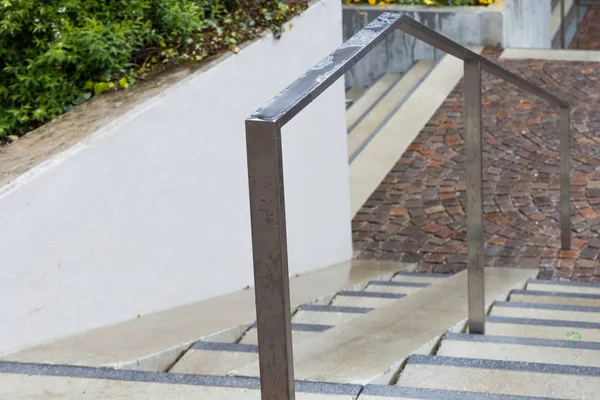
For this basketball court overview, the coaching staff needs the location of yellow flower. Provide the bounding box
[368,0,376,4]
[424,0,435,4]
[378,1,386,5]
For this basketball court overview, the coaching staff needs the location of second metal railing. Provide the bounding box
[246,12,571,400]
[560,0,600,48]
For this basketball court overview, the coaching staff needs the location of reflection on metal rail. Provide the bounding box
[245,12,571,400]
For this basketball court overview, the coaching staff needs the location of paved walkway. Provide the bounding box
[571,6,600,50]
[353,49,600,282]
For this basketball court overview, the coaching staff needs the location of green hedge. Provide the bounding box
[0,0,307,141]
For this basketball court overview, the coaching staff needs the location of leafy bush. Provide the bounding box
[0,0,307,140]
[345,0,501,5]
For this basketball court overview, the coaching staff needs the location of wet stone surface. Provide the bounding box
[352,49,600,282]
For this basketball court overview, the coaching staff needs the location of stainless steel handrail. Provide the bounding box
[246,12,571,400]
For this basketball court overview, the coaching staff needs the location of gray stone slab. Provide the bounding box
[397,355,600,399]
[487,316,600,330]
[0,361,361,398]
[528,280,600,295]
[191,342,258,353]
[491,302,600,324]
[439,334,600,368]
[495,301,600,313]
[510,291,600,307]
[486,321,600,343]
[363,284,422,295]
[359,384,559,399]
[292,310,363,326]
[299,305,374,314]
[330,295,398,309]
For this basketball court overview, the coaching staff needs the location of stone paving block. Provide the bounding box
[351,49,600,282]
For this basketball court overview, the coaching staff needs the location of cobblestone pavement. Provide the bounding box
[353,49,600,282]
[570,6,600,50]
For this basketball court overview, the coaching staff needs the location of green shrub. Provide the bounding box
[0,0,307,140]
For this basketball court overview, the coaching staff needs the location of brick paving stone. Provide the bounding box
[352,51,600,281]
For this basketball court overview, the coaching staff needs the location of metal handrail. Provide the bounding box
[246,12,571,400]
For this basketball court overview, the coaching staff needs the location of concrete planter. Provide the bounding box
[343,0,551,88]
[0,0,351,355]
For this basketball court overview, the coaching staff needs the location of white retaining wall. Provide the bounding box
[0,0,351,355]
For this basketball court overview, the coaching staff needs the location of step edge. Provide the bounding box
[363,384,560,399]
[495,300,600,313]
[486,315,600,329]
[394,271,450,278]
[348,59,437,163]
[406,354,600,377]
[443,332,600,351]
[369,280,430,288]
[0,361,362,395]
[512,289,600,299]
[347,72,406,133]
[528,279,600,289]
[299,304,374,314]
[337,290,406,299]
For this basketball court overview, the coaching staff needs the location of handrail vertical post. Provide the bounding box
[246,119,295,400]
[464,60,485,335]
[560,107,572,250]
[560,0,566,49]
[576,2,581,48]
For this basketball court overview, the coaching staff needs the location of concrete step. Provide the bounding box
[397,354,600,399]
[330,290,405,309]
[491,301,600,323]
[486,315,600,342]
[510,289,600,307]
[349,48,483,216]
[527,279,600,295]
[359,384,551,399]
[438,332,600,368]
[363,280,430,295]
[346,73,402,132]
[170,272,438,376]
[170,342,258,375]
[345,86,366,109]
[1,259,409,371]
[292,304,374,326]
[239,323,333,345]
[392,271,450,285]
[232,268,536,384]
[347,60,435,162]
[0,361,360,399]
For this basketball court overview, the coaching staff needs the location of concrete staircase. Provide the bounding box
[1,266,548,399]
[169,271,447,376]
[345,60,435,163]
[395,279,600,399]
[6,268,600,398]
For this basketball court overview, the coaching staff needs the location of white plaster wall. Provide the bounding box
[0,0,351,355]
